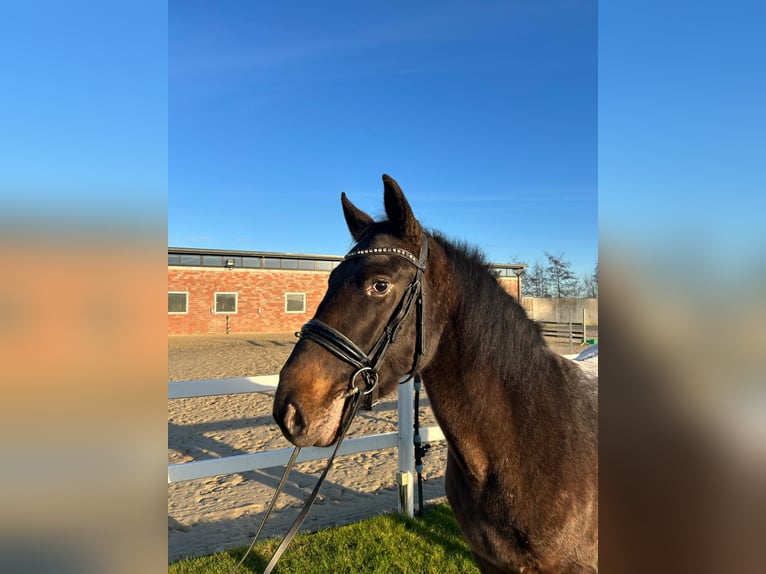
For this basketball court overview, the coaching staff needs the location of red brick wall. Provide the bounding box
[168,266,520,335]
[168,267,330,335]
[498,277,521,301]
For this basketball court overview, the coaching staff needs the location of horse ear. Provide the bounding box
[341,192,374,242]
[382,174,421,239]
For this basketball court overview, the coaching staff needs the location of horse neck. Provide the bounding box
[421,241,553,479]
[424,238,548,387]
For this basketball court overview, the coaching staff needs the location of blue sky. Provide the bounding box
[599,1,765,276]
[0,1,166,228]
[1,1,761,278]
[169,0,597,277]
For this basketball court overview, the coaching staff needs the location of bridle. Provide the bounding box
[231,234,429,574]
[299,234,429,409]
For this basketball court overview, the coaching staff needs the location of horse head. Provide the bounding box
[273,175,437,447]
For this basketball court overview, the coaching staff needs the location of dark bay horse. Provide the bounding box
[273,175,598,573]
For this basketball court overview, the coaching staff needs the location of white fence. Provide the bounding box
[168,375,445,518]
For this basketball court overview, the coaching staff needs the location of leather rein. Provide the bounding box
[231,235,428,574]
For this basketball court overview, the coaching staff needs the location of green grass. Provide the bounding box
[169,503,479,573]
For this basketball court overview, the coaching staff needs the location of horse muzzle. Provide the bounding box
[273,366,348,448]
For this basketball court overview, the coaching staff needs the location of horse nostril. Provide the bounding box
[284,402,305,437]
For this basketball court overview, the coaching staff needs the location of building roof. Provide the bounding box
[169,246,344,260]
[168,246,526,275]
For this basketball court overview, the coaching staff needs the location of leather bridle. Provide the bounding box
[299,234,429,409]
[231,234,429,574]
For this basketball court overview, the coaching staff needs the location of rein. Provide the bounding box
[231,235,429,574]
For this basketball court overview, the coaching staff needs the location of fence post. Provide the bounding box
[397,377,415,519]
[582,308,587,343]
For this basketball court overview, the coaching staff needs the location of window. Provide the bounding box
[168,292,188,314]
[214,292,238,314]
[285,293,306,313]
[180,254,201,266]
[169,252,343,270]
[203,255,223,267]
[298,259,315,270]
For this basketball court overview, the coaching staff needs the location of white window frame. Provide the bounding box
[214,292,238,314]
[168,291,188,314]
[285,292,306,314]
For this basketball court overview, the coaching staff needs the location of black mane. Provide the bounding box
[429,231,547,378]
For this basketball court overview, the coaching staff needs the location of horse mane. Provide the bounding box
[429,231,548,378]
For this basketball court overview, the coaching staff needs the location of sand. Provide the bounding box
[168,334,449,562]
[168,333,595,562]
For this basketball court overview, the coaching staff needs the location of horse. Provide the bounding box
[273,175,598,573]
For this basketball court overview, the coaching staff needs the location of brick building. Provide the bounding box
[168,247,524,336]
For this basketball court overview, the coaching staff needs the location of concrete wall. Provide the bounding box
[521,297,598,326]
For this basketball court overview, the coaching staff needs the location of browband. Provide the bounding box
[344,244,426,271]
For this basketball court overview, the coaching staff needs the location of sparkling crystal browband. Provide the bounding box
[344,246,425,270]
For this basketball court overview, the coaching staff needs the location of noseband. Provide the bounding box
[298,234,429,409]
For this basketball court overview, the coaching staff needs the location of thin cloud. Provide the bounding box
[171,5,517,80]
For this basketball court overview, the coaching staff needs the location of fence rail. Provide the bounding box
[535,308,596,352]
[168,375,445,518]
[537,321,586,340]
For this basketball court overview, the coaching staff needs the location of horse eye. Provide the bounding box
[371,280,390,294]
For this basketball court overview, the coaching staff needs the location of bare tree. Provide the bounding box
[577,263,598,297]
[524,260,550,297]
[580,273,596,297]
[594,262,598,294]
[521,255,596,299]
[582,262,598,298]
[544,252,578,298]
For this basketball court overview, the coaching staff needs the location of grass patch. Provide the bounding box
[169,503,479,573]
